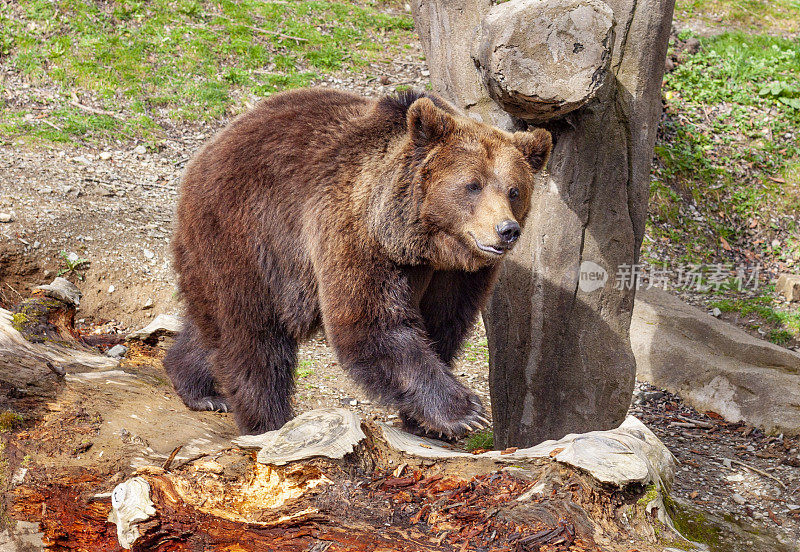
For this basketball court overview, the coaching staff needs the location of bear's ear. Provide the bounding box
[512,128,553,172]
[407,97,455,147]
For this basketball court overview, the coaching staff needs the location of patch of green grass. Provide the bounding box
[460,337,489,363]
[649,32,800,263]
[296,359,315,378]
[0,0,414,145]
[675,0,800,35]
[711,287,800,344]
[464,429,493,451]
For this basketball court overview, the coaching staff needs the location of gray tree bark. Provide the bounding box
[411,0,675,447]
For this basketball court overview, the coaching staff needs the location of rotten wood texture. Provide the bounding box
[10,450,645,552]
[4,411,681,552]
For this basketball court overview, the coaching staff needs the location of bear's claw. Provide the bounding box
[400,387,490,440]
[185,395,231,413]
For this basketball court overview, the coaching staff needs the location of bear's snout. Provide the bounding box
[495,219,520,245]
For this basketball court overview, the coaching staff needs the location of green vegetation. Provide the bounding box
[464,429,493,451]
[58,250,90,280]
[0,0,414,145]
[675,0,800,35]
[460,337,489,364]
[647,31,800,264]
[711,286,800,345]
[296,359,315,378]
[0,411,24,432]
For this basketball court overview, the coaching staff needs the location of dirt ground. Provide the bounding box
[2,39,800,552]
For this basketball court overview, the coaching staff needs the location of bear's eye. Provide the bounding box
[508,187,520,200]
[465,181,482,194]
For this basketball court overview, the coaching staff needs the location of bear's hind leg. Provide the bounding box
[164,318,231,413]
[214,315,297,435]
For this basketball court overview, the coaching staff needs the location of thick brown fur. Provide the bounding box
[165,88,552,437]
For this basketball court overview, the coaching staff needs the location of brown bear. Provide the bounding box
[164,88,551,438]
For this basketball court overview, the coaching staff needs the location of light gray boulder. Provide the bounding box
[631,288,800,434]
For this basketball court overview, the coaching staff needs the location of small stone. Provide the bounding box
[776,273,800,302]
[340,397,358,407]
[0,213,13,223]
[127,314,183,342]
[722,458,732,469]
[134,145,147,155]
[143,249,154,259]
[35,277,82,307]
[379,75,391,85]
[142,297,154,310]
[641,391,664,404]
[421,69,430,77]
[108,285,115,293]
[73,155,91,165]
[732,493,746,505]
[787,504,800,511]
[107,345,128,359]
[99,151,113,160]
[711,307,721,317]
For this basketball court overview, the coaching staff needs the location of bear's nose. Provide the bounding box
[496,220,521,244]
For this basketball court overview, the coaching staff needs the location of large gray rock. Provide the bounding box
[413,0,675,447]
[474,0,615,122]
[631,288,800,434]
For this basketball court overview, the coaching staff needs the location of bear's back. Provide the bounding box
[181,89,372,203]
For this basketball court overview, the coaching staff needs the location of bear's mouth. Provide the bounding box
[470,234,507,256]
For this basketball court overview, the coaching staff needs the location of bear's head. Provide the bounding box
[406,97,552,271]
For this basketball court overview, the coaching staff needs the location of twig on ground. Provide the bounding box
[162,445,183,471]
[40,119,64,132]
[5,282,23,301]
[678,415,714,429]
[727,457,787,490]
[69,100,123,120]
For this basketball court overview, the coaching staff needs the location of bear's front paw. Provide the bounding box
[184,395,231,413]
[399,380,490,440]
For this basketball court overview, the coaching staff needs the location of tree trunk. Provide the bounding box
[411,0,675,447]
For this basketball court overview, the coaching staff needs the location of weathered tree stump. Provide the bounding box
[411,0,676,447]
[100,409,680,551]
[9,277,83,346]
